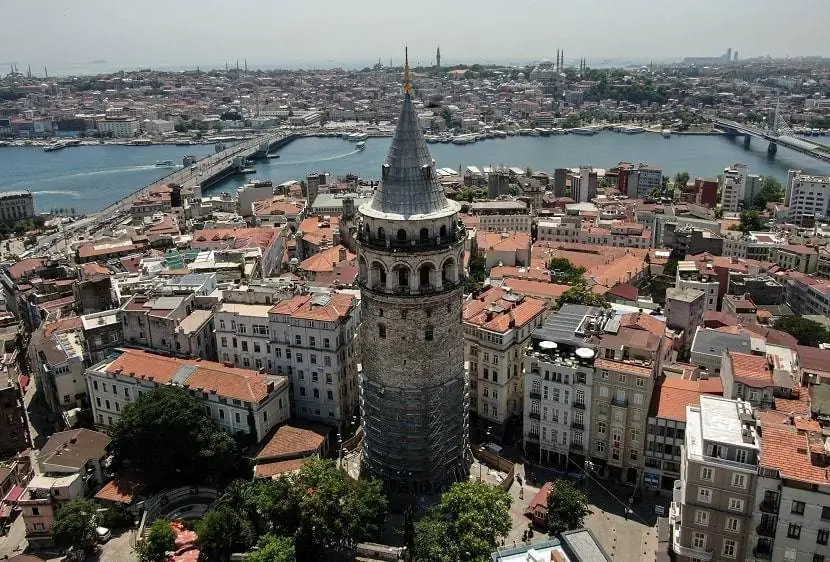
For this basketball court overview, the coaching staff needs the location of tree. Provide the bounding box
[546,480,590,536]
[246,535,295,562]
[413,481,511,562]
[197,507,239,562]
[464,251,487,296]
[714,208,724,219]
[109,387,245,491]
[753,176,785,209]
[52,499,97,553]
[137,518,176,562]
[294,458,387,558]
[556,283,610,309]
[674,171,690,190]
[738,210,763,233]
[774,316,830,347]
[547,257,586,285]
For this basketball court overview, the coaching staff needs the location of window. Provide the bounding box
[254,343,261,353]
[725,517,740,533]
[327,390,333,400]
[310,354,317,365]
[96,397,101,407]
[700,466,714,481]
[636,377,645,387]
[787,523,801,539]
[692,532,706,550]
[697,487,712,504]
[299,387,306,396]
[31,507,40,516]
[241,341,248,352]
[597,421,606,435]
[722,539,736,558]
[600,386,609,398]
[296,353,303,363]
[234,412,241,423]
[694,510,709,527]
[324,338,330,348]
[219,409,225,420]
[819,529,830,546]
[313,389,319,398]
[221,337,227,347]
[728,498,744,512]
[814,555,826,562]
[425,327,433,341]
[309,336,316,347]
[618,373,626,384]
[630,449,638,462]
[735,449,748,464]
[595,441,605,453]
[731,473,746,489]
[792,500,806,515]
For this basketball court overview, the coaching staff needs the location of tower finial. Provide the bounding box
[403,45,412,94]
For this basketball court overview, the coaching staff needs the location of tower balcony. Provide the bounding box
[356,223,466,254]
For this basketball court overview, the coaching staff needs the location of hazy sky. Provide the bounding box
[4,0,830,73]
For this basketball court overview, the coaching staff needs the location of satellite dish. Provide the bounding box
[575,347,595,360]
[539,341,557,350]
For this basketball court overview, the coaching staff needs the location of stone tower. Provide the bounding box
[356,49,470,494]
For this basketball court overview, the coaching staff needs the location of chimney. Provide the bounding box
[339,247,347,262]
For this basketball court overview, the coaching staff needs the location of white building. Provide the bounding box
[676,261,719,312]
[0,191,35,222]
[97,118,140,138]
[269,292,361,427]
[720,164,747,213]
[785,170,830,223]
[215,302,273,372]
[85,348,290,442]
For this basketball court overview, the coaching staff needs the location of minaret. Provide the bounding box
[436,45,441,68]
[357,47,470,494]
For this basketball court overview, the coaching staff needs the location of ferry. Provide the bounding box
[662,129,672,138]
[451,133,478,145]
[347,132,369,142]
[43,140,69,152]
[492,130,507,138]
[619,125,645,134]
[569,126,599,136]
[356,141,366,151]
[155,160,177,168]
[535,128,551,137]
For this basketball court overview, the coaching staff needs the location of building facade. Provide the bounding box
[356,64,470,493]
[0,191,35,222]
[669,396,758,562]
[785,171,830,223]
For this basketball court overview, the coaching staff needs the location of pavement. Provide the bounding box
[501,462,665,561]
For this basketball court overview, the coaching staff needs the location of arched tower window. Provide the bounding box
[397,229,407,242]
[397,267,409,289]
[420,228,429,242]
[419,263,435,289]
[440,224,448,238]
[377,227,386,240]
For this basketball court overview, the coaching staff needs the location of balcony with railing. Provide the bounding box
[529,411,540,420]
[357,224,466,252]
[611,397,629,408]
[529,391,541,400]
[572,401,586,410]
[753,540,773,560]
[571,421,584,430]
[526,432,540,443]
[759,498,779,513]
[756,523,776,538]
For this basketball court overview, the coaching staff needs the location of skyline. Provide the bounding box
[3,0,830,76]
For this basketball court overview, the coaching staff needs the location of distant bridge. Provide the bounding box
[709,105,830,164]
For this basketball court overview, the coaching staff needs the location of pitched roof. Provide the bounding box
[365,91,453,218]
[797,345,830,377]
[299,244,356,273]
[39,429,110,470]
[256,423,328,461]
[191,227,278,252]
[94,471,145,504]
[102,348,286,403]
[500,278,570,301]
[649,377,724,422]
[759,423,830,486]
[728,351,773,388]
[463,287,546,333]
[476,230,531,253]
[254,458,308,478]
[269,293,355,322]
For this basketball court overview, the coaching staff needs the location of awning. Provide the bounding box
[17,375,29,391]
[3,486,24,503]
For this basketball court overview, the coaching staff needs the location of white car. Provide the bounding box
[95,526,111,543]
[479,442,503,455]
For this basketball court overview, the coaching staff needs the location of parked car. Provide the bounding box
[479,442,503,455]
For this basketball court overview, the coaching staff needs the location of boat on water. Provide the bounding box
[535,128,551,137]
[662,129,672,138]
[43,140,69,152]
[619,125,645,134]
[347,132,369,142]
[155,160,177,168]
[356,141,366,151]
[492,130,507,138]
[451,133,478,145]
[569,126,598,136]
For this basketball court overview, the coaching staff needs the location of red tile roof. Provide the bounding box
[191,227,278,253]
[476,230,531,253]
[103,348,285,403]
[463,287,546,333]
[299,244,356,273]
[728,352,773,388]
[269,293,355,322]
[594,358,652,378]
[257,423,328,461]
[500,278,570,301]
[254,458,308,478]
[760,423,830,486]
[649,377,724,421]
[94,472,145,504]
[4,257,47,282]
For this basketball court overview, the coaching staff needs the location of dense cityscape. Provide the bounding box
[0,33,829,562]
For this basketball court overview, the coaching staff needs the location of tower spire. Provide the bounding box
[403,45,412,95]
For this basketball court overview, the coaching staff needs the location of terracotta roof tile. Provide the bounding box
[500,278,570,301]
[649,377,723,421]
[760,423,830,486]
[728,352,773,388]
[269,293,355,322]
[463,287,546,333]
[257,423,328,461]
[594,358,652,378]
[254,458,307,478]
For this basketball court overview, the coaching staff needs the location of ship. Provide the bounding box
[43,140,68,152]
[347,132,369,142]
[356,141,366,150]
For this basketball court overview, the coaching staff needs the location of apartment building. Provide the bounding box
[537,219,651,249]
[720,351,775,409]
[85,348,290,442]
[722,231,784,262]
[191,226,285,277]
[468,200,531,233]
[665,288,704,351]
[464,287,546,439]
[720,164,747,213]
[0,190,35,222]
[121,293,215,360]
[669,396,759,562]
[785,171,830,223]
[215,302,273,371]
[677,261,720,313]
[645,375,723,493]
[752,420,830,562]
[269,292,360,427]
[773,245,819,274]
[781,272,830,317]
[523,305,597,471]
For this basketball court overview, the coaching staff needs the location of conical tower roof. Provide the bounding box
[366,91,454,219]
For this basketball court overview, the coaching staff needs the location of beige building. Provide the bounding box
[468,200,531,233]
[0,191,35,222]
[669,396,759,562]
[463,287,546,438]
[85,348,290,442]
[121,294,215,360]
[589,312,666,485]
[665,287,704,351]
